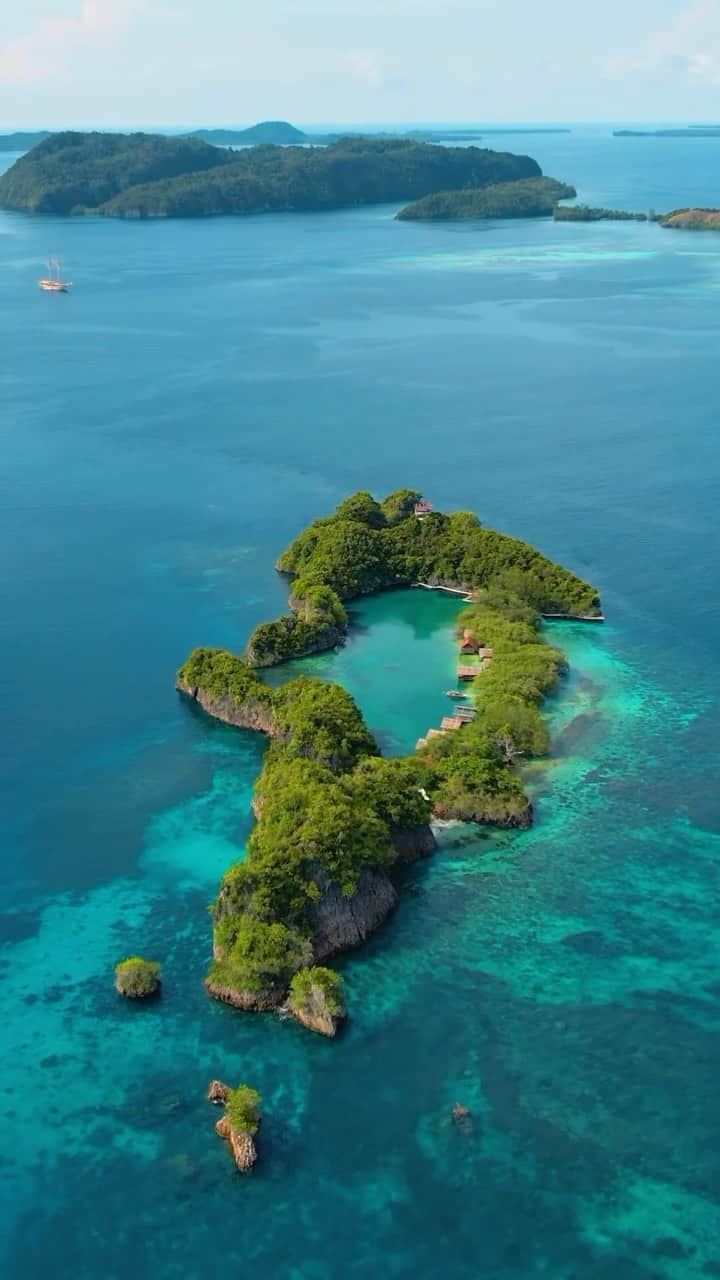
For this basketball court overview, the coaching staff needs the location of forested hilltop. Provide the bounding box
[246,488,600,667]
[0,130,541,217]
[0,131,230,214]
[397,177,576,221]
[176,489,602,1030]
[0,131,51,153]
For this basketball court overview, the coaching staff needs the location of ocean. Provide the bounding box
[0,126,719,1278]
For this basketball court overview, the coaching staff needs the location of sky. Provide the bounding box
[2,0,720,128]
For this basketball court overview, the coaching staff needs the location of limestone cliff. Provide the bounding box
[176,682,275,735]
[391,824,437,864]
[286,967,347,1038]
[215,1114,258,1172]
[203,979,285,1011]
[309,867,399,962]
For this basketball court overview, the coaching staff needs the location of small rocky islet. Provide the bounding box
[206,1082,261,1173]
[114,956,161,1000]
[176,488,602,1034]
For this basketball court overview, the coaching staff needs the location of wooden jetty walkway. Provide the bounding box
[413,582,473,601]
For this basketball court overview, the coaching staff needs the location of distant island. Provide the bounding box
[176,489,601,1031]
[550,203,720,231]
[614,127,720,138]
[397,176,575,221]
[0,120,571,154]
[0,130,544,217]
[660,208,720,229]
[186,121,308,146]
[553,204,649,222]
[0,131,51,152]
[189,123,571,146]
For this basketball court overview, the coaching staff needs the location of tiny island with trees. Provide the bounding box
[397,176,576,221]
[175,490,601,1039]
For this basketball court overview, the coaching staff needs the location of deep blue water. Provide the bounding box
[1,127,719,1279]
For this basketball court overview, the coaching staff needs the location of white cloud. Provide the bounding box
[0,1,147,86]
[603,0,720,82]
[345,50,383,85]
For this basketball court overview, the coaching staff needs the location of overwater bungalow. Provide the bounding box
[457,665,478,681]
[441,715,462,731]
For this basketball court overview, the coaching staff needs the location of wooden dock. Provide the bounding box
[413,582,473,601]
[457,665,479,681]
[453,706,476,722]
[417,702,476,751]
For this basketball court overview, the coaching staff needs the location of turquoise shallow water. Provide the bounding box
[263,588,465,755]
[1,128,719,1278]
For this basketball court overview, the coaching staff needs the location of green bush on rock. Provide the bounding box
[288,967,346,1036]
[114,957,161,999]
[225,1085,262,1135]
[289,967,345,1016]
[209,918,313,996]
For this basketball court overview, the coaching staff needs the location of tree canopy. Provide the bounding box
[397,177,576,221]
[0,131,543,218]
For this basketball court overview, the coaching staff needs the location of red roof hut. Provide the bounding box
[458,629,480,655]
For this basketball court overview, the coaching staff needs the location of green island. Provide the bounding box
[188,122,570,146]
[553,204,649,223]
[551,204,720,231]
[0,130,51,152]
[0,120,571,156]
[660,208,720,230]
[114,956,161,999]
[0,131,542,218]
[212,1083,262,1172]
[396,177,576,221]
[614,127,720,138]
[187,121,309,146]
[176,490,601,1035]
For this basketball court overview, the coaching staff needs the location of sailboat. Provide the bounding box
[38,257,71,292]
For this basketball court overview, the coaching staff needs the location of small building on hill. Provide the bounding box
[458,629,480,655]
[414,500,432,519]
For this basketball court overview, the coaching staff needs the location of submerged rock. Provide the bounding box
[215,1115,258,1173]
[451,1102,474,1135]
